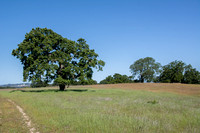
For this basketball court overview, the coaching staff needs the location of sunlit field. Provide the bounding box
[0,83,200,133]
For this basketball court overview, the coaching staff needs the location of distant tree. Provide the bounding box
[12,27,105,91]
[129,57,161,82]
[182,64,200,84]
[100,75,114,84]
[113,73,131,83]
[159,60,185,83]
[100,73,133,84]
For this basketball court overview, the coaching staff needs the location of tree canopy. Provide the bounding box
[12,27,105,90]
[182,64,200,84]
[129,57,161,82]
[159,60,185,83]
[157,61,200,84]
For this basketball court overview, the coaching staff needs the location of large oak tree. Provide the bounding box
[12,27,105,90]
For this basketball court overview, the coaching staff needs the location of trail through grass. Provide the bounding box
[0,88,200,132]
[0,96,29,133]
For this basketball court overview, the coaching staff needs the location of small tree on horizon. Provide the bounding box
[129,57,161,83]
[12,27,105,91]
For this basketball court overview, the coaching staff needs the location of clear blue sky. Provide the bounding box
[0,0,199,84]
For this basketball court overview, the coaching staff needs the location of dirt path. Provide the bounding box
[0,96,29,132]
[7,99,39,133]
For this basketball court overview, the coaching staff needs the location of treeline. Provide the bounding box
[157,61,200,84]
[100,73,134,84]
[31,57,200,87]
[100,57,200,84]
[129,57,200,84]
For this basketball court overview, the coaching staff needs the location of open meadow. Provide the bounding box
[0,83,200,133]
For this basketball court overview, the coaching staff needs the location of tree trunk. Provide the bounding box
[141,75,144,83]
[59,85,65,91]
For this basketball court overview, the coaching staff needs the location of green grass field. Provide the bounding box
[0,87,200,133]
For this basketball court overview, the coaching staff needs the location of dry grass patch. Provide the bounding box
[84,83,200,96]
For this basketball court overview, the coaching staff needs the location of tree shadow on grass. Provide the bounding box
[10,89,95,93]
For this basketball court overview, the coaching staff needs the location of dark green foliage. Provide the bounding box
[100,75,114,84]
[159,60,185,83]
[160,79,171,83]
[100,73,133,84]
[147,100,159,104]
[159,61,200,84]
[12,27,105,90]
[182,65,200,84]
[70,79,97,85]
[113,73,132,83]
[130,57,161,83]
[0,87,15,89]
[133,79,140,83]
[130,58,199,84]
[30,80,48,88]
[87,79,98,85]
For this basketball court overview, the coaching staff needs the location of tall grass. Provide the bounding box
[0,88,200,132]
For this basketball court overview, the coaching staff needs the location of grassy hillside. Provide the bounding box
[0,84,200,132]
